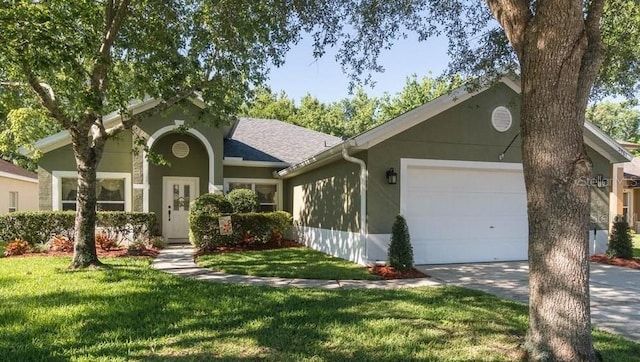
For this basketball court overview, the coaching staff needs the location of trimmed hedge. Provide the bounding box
[191,193,233,215]
[189,211,292,248]
[227,188,259,213]
[0,211,156,245]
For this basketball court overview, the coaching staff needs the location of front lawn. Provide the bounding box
[633,234,640,258]
[1,256,639,361]
[197,246,381,280]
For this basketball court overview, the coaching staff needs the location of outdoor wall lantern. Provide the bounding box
[386,168,398,185]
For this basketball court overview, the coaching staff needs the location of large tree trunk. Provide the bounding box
[520,4,597,361]
[69,128,106,269]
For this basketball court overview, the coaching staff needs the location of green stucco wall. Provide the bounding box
[223,166,280,180]
[137,101,225,186]
[284,156,364,233]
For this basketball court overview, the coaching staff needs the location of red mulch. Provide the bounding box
[590,254,640,270]
[8,247,159,258]
[368,265,429,280]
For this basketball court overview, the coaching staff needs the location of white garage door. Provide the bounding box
[402,159,528,264]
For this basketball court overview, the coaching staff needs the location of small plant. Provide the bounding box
[95,232,118,251]
[146,236,166,249]
[128,239,146,253]
[49,235,74,252]
[607,216,633,259]
[227,188,259,213]
[3,239,30,256]
[388,215,414,272]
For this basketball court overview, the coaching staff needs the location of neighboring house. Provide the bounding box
[26,78,632,265]
[616,141,640,231]
[0,159,38,213]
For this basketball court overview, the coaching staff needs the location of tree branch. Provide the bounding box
[577,0,606,109]
[91,0,131,94]
[484,0,532,59]
[104,88,196,138]
[17,60,72,129]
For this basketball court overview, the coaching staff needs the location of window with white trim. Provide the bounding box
[53,172,131,211]
[225,179,281,212]
[8,191,18,212]
[623,190,631,223]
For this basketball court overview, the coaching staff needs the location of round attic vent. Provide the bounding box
[172,141,190,158]
[491,106,513,132]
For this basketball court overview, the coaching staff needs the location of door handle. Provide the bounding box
[168,205,171,221]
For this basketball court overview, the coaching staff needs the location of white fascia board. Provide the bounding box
[0,171,38,183]
[584,121,633,163]
[276,141,351,179]
[223,159,289,168]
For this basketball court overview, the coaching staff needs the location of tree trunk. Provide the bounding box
[69,128,106,269]
[520,6,597,361]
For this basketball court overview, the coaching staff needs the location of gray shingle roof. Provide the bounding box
[0,159,37,180]
[224,118,342,164]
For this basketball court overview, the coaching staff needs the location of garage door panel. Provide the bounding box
[407,215,528,240]
[412,237,528,264]
[404,162,528,264]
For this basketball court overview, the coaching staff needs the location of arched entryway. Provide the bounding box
[148,132,210,241]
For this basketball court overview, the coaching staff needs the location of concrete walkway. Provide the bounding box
[152,245,440,290]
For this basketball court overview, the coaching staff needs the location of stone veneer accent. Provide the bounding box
[133,189,144,212]
[38,167,52,210]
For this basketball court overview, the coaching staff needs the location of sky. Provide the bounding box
[266,33,451,104]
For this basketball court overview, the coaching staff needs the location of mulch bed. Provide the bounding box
[8,247,159,258]
[590,254,640,270]
[368,265,429,280]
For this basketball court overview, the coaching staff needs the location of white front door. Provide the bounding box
[163,177,199,240]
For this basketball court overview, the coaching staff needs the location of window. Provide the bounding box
[623,190,631,223]
[53,171,131,211]
[8,192,18,212]
[225,179,281,212]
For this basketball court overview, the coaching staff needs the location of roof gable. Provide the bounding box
[278,77,632,178]
[0,159,37,183]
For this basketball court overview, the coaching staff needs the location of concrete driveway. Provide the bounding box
[416,261,640,341]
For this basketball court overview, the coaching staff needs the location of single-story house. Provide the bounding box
[0,159,38,213]
[616,141,640,232]
[26,78,632,264]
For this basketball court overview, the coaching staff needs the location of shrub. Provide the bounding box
[0,211,155,246]
[49,235,74,252]
[4,239,30,257]
[388,214,414,272]
[191,193,233,215]
[227,188,259,213]
[189,211,291,249]
[607,216,633,259]
[95,232,118,251]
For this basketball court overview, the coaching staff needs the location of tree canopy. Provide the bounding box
[241,74,462,138]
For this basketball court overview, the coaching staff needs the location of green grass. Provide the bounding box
[633,234,640,258]
[1,257,639,361]
[197,247,381,280]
